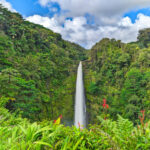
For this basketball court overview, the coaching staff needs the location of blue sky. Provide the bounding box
[6,0,150,22]
[124,7,150,23]
[1,0,150,48]
[6,0,61,17]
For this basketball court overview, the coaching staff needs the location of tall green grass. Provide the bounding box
[0,108,150,150]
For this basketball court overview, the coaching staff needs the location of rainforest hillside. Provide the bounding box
[1,5,150,149]
[0,4,87,123]
[1,4,150,125]
[84,29,150,124]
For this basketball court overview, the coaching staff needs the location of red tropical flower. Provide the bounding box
[54,115,63,125]
[78,122,81,129]
[102,99,109,109]
[102,98,109,120]
[103,99,106,104]
[139,110,145,126]
[60,114,63,119]
[106,104,109,109]
[102,103,106,108]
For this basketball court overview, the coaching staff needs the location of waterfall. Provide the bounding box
[74,61,86,128]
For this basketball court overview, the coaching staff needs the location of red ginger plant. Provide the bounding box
[139,110,145,126]
[102,99,109,109]
[54,114,62,125]
[102,99,109,120]
[138,110,146,134]
[78,122,84,130]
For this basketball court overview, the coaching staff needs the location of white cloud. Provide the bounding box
[39,0,50,7]
[38,0,150,25]
[1,0,150,49]
[26,15,62,33]
[1,0,149,49]
[0,0,16,12]
[26,13,150,49]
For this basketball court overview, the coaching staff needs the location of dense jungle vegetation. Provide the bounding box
[0,5,150,149]
[84,29,150,125]
[0,4,86,123]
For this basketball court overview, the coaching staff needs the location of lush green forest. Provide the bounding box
[84,31,150,125]
[0,5,150,150]
[0,4,87,123]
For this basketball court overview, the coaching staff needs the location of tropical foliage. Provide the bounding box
[0,4,150,150]
[0,108,150,150]
[0,4,86,122]
[84,35,150,124]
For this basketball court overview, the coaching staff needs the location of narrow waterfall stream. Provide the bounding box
[74,62,86,128]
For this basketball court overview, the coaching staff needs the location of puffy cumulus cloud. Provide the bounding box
[38,0,150,25]
[26,14,150,49]
[0,0,16,12]
[39,0,50,7]
[26,15,62,33]
[1,0,150,49]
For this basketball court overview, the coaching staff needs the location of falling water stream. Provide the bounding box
[74,62,86,128]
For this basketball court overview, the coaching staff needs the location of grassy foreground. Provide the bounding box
[0,108,150,150]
